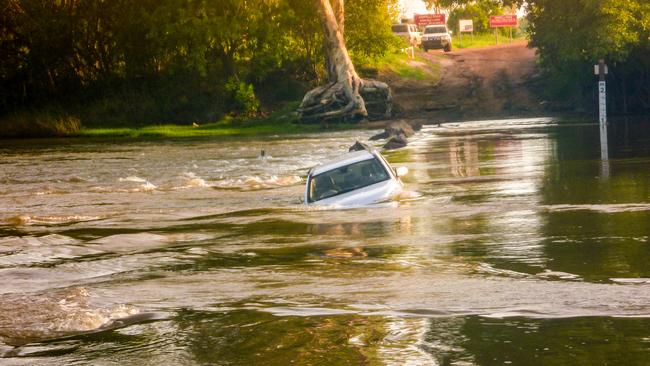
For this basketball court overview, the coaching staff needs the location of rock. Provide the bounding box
[349,141,371,152]
[386,120,415,138]
[410,120,423,131]
[368,131,389,141]
[383,133,408,150]
[369,120,417,141]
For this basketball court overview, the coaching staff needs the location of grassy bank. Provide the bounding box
[370,52,441,82]
[0,110,83,138]
[72,101,346,139]
[0,102,370,140]
[454,32,527,49]
[78,119,336,139]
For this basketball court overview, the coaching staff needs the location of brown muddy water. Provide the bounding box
[1,118,650,365]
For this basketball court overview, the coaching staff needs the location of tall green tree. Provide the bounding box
[527,0,650,113]
[0,0,406,123]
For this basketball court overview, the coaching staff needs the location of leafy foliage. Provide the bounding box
[527,0,650,113]
[426,0,650,114]
[225,79,260,118]
[447,1,504,34]
[0,0,400,128]
[346,0,403,64]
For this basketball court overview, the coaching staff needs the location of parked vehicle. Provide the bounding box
[422,25,453,52]
[391,23,421,47]
[304,149,408,207]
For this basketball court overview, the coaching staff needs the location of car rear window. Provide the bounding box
[308,158,390,202]
[392,24,408,33]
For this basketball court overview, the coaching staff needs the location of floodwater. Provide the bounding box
[1,118,650,365]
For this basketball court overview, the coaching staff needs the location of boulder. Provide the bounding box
[368,131,389,141]
[349,141,372,152]
[410,120,423,132]
[386,120,415,138]
[370,119,417,141]
[383,133,408,150]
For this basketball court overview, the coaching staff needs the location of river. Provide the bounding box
[1,117,650,365]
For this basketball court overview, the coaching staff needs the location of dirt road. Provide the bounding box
[387,41,543,122]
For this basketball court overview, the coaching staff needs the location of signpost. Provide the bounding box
[458,19,474,47]
[414,14,446,27]
[595,59,609,165]
[489,15,517,44]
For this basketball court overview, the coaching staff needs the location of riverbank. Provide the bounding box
[0,51,440,140]
[2,42,622,140]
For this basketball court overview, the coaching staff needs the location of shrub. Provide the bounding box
[225,79,261,117]
[0,110,82,138]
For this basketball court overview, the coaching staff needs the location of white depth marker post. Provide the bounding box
[597,59,608,161]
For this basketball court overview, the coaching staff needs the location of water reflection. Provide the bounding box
[424,316,650,365]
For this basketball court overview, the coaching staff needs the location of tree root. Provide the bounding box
[298,78,392,123]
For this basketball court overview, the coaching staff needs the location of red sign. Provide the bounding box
[489,15,518,28]
[414,14,446,27]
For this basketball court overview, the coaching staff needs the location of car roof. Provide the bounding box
[310,150,376,177]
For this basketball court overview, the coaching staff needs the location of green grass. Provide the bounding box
[371,52,441,82]
[75,103,362,139]
[77,121,365,139]
[0,110,82,138]
[0,102,336,140]
[453,32,527,49]
[79,121,313,139]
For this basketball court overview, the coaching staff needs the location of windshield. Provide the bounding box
[425,26,447,34]
[308,158,390,202]
[391,24,408,33]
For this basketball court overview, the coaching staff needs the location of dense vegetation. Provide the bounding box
[1,0,648,138]
[0,0,398,136]
[527,0,650,114]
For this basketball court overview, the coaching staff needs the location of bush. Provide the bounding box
[224,79,261,118]
[0,111,81,138]
[346,0,402,65]
[448,2,503,34]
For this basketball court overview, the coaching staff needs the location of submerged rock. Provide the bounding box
[349,141,372,152]
[386,120,415,138]
[369,119,419,147]
[368,131,389,141]
[369,119,417,150]
[383,133,408,150]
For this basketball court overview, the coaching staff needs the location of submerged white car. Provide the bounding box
[305,149,407,206]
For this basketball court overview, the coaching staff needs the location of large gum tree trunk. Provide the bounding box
[324,0,344,82]
[298,0,392,123]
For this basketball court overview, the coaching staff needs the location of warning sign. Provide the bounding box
[414,14,446,27]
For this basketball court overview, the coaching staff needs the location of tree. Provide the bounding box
[448,2,503,33]
[297,0,392,123]
[423,0,442,13]
[526,0,650,113]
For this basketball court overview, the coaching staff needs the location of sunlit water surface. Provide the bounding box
[1,118,650,365]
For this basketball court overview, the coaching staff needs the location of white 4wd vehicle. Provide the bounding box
[422,25,453,52]
[391,24,421,47]
[305,149,407,207]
